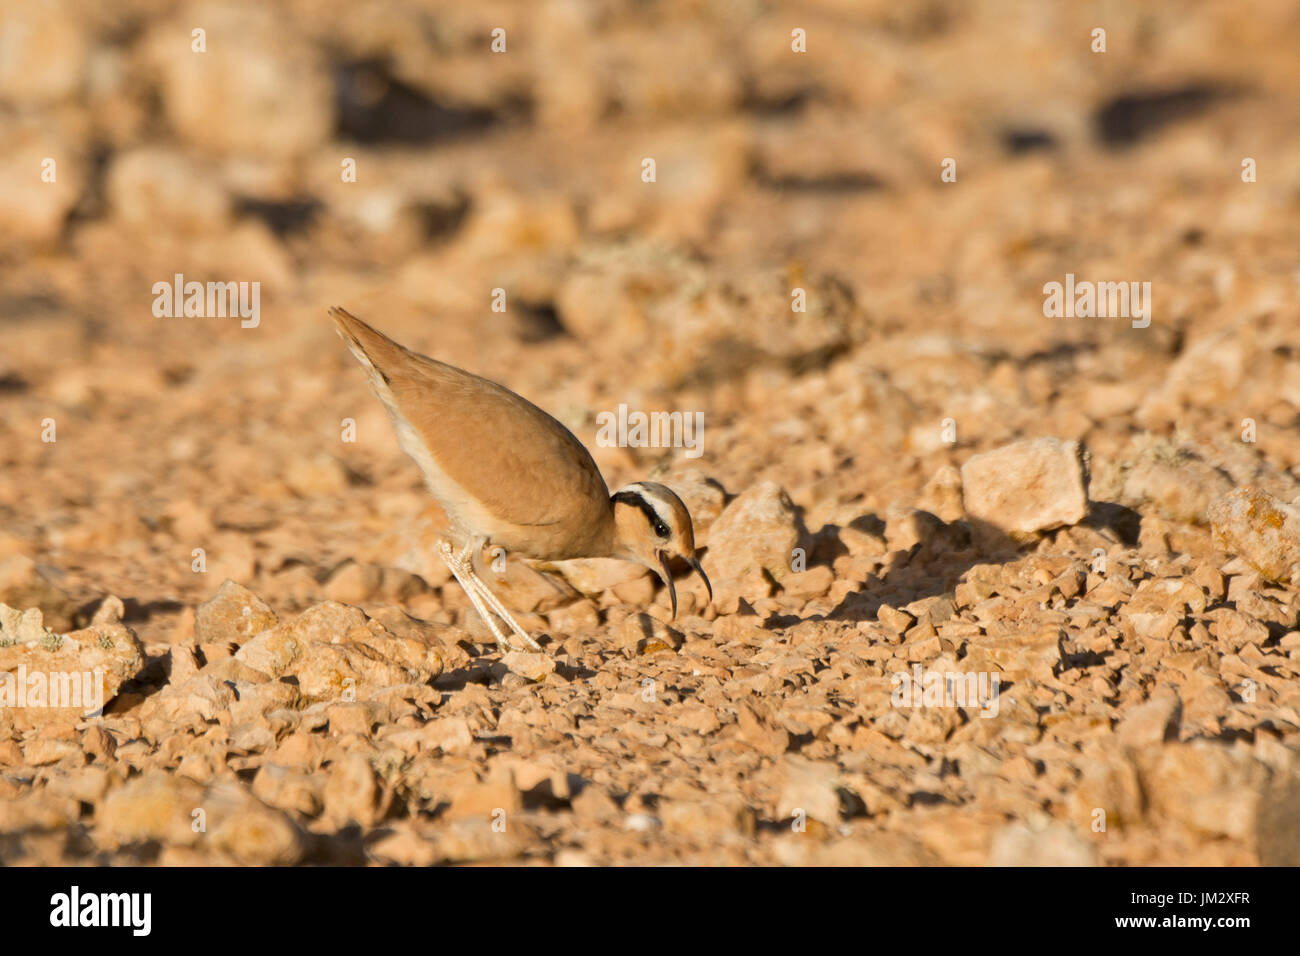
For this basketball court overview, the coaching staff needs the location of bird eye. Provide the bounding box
[653,521,669,537]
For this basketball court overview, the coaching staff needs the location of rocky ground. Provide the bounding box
[1,0,1299,865]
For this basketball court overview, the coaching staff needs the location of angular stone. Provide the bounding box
[877,604,915,634]
[370,823,438,866]
[322,561,383,604]
[0,0,87,103]
[236,601,362,674]
[783,564,834,600]
[0,603,55,645]
[660,794,754,837]
[1115,689,1181,747]
[142,3,332,159]
[571,784,621,822]
[0,612,147,726]
[553,558,649,597]
[777,755,841,825]
[704,481,807,608]
[735,701,791,756]
[202,780,306,865]
[1256,771,1300,866]
[195,579,277,646]
[917,465,965,523]
[1118,440,1233,524]
[444,768,521,822]
[775,831,938,866]
[0,119,84,242]
[421,717,474,753]
[501,650,556,682]
[618,613,683,657]
[989,821,1098,866]
[961,438,1089,534]
[1209,488,1300,586]
[1137,741,1268,839]
[106,147,232,235]
[322,753,380,827]
[233,602,443,702]
[142,672,238,725]
[296,642,422,701]
[97,771,206,848]
[545,599,601,636]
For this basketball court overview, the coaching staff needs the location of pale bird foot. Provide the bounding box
[438,540,540,653]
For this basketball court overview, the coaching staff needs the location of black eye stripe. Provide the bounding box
[613,490,670,537]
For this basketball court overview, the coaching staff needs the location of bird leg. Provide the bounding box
[439,541,513,649]
[460,541,543,652]
[438,541,541,653]
[464,571,543,653]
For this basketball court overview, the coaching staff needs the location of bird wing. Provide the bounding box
[331,308,610,531]
[396,362,611,529]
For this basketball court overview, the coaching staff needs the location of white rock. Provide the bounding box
[961,437,1089,534]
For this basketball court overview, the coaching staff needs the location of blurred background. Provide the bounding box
[0,0,1299,865]
[2,0,1297,614]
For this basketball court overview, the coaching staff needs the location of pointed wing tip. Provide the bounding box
[329,307,373,347]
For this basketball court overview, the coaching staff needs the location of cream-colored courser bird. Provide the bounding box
[329,307,711,651]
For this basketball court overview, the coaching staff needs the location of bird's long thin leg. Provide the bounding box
[465,577,542,652]
[458,541,542,652]
[439,540,517,651]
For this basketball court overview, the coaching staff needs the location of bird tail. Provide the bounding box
[328,306,408,388]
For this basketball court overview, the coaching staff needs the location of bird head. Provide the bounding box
[610,481,711,618]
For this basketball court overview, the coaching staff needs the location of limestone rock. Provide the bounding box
[1115,689,1181,747]
[554,558,649,597]
[961,438,1089,535]
[142,2,332,159]
[1137,742,1268,840]
[989,821,1099,866]
[234,602,443,702]
[618,613,683,657]
[0,608,147,725]
[777,755,842,825]
[1116,439,1233,525]
[195,579,278,645]
[0,0,88,102]
[501,650,556,682]
[105,147,232,235]
[98,772,304,864]
[1209,488,1300,586]
[704,481,808,609]
[322,753,381,827]
[917,465,965,523]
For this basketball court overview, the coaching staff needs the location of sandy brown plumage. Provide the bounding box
[330,307,614,560]
[329,306,711,648]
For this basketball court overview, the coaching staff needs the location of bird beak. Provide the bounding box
[656,550,678,619]
[689,555,712,605]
